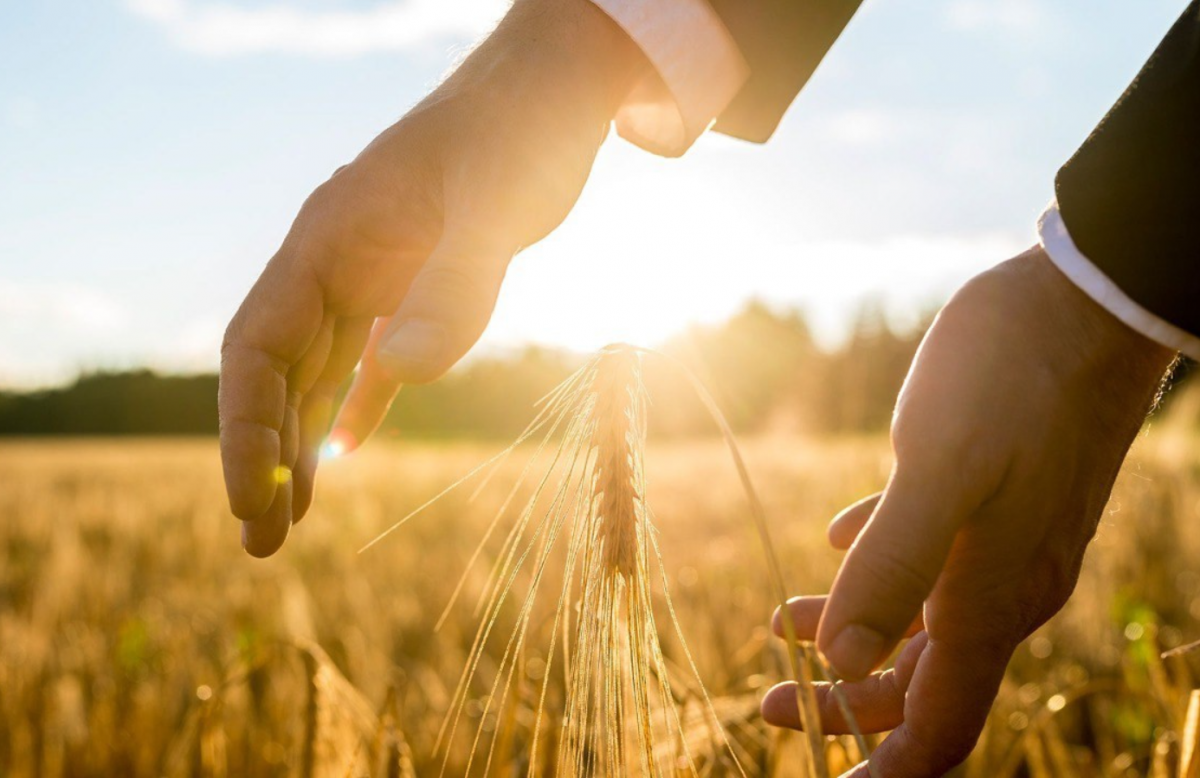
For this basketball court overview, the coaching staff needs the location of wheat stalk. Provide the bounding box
[361,343,860,776]
[360,346,742,776]
[555,346,705,776]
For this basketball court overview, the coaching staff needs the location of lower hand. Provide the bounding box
[762,247,1174,776]
[217,0,645,556]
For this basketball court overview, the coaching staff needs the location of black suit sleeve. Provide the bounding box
[1055,1,1200,339]
[706,0,865,142]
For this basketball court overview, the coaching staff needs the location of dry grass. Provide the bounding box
[3,389,1200,776]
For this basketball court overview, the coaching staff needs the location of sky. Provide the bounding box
[0,0,1189,387]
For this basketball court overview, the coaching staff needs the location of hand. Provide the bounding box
[218,0,646,556]
[761,247,1175,776]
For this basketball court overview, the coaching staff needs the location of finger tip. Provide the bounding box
[827,511,862,550]
[241,487,292,558]
[242,521,288,558]
[762,680,794,699]
[291,454,319,524]
[828,493,883,549]
[827,522,854,550]
[292,488,314,525]
[775,596,825,641]
[760,682,801,729]
[824,657,870,684]
[321,427,359,459]
[821,623,889,682]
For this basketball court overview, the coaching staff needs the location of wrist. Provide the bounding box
[500,0,649,116]
[1022,247,1175,395]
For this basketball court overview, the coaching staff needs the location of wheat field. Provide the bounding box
[3,395,1200,776]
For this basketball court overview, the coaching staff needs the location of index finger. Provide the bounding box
[773,595,923,642]
[817,465,979,680]
[843,636,1013,777]
[219,254,325,520]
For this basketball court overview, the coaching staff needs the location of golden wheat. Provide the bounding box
[368,346,743,776]
[7,382,1200,775]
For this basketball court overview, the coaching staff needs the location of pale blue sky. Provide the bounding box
[0,0,1187,386]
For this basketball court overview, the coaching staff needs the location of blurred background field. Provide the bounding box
[4,369,1200,776]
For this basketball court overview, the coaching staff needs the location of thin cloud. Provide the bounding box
[124,0,510,57]
[157,313,225,373]
[0,281,127,331]
[0,281,131,387]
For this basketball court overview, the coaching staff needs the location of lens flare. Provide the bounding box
[321,428,357,460]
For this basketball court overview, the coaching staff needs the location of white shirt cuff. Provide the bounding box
[1038,201,1199,359]
[590,0,749,157]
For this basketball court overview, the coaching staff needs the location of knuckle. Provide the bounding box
[305,377,342,403]
[944,620,1022,660]
[1020,554,1084,631]
[894,420,978,473]
[855,545,936,613]
[938,735,978,774]
[1036,559,1076,610]
[892,426,1004,510]
[897,721,978,777]
[299,175,347,220]
[416,258,503,325]
[393,361,449,386]
[419,260,481,298]
[220,315,245,357]
[881,672,907,710]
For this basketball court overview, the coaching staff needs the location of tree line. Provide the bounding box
[0,301,1066,438]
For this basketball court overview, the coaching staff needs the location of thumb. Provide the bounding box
[377,234,511,383]
[329,235,511,450]
[817,466,977,681]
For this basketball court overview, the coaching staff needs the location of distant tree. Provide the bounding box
[0,303,941,439]
[0,371,219,436]
[646,300,819,435]
[378,346,581,440]
[813,301,925,433]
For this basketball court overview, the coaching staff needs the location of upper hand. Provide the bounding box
[217,0,646,556]
[762,247,1175,776]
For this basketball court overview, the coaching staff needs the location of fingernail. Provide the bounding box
[771,605,797,639]
[838,761,871,778]
[378,319,445,371]
[826,624,887,680]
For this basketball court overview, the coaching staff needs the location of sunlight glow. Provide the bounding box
[321,428,358,460]
[487,226,1023,353]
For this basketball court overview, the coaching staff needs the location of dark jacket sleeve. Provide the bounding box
[1055,1,1200,339]
[706,0,865,142]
